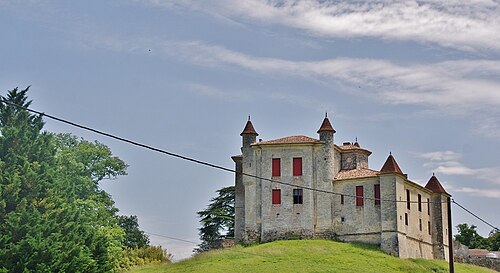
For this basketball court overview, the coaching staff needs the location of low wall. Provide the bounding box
[455,256,500,272]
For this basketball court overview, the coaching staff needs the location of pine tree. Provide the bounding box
[196,186,234,252]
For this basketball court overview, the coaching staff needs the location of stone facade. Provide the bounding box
[233,116,451,260]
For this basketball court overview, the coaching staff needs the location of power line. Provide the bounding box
[1,97,498,231]
[144,231,269,258]
[0,98,446,204]
[452,199,499,232]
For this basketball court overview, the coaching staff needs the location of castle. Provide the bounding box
[232,115,451,260]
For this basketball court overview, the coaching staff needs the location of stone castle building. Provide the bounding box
[232,115,451,260]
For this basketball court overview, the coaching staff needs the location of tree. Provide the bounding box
[454,223,488,249]
[117,215,150,248]
[488,230,500,251]
[196,186,234,252]
[0,87,129,272]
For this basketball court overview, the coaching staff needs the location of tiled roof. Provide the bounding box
[317,116,336,133]
[335,168,379,180]
[467,249,493,257]
[336,144,372,155]
[254,135,321,145]
[380,154,403,174]
[425,175,448,194]
[240,119,258,136]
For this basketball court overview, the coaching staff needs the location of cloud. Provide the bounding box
[416,151,462,162]
[416,150,500,185]
[142,0,500,52]
[80,35,500,136]
[454,187,500,199]
[187,83,336,111]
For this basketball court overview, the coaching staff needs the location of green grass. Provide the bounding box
[128,240,494,273]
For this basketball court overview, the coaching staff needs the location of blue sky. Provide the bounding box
[1,0,499,260]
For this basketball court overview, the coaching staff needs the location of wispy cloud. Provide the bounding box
[416,151,500,185]
[454,187,500,199]
[187,83,336,111]
[143,0,500,52]
[81,36,500,136]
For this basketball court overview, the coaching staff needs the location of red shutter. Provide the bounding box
[272,158,280,177]
[293,157,302,176]
[374,184,380,205]
[272,189,281,204]
[356,186,364,206]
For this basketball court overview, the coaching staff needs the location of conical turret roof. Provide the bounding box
[240,117,258,136]
[425,174,448,194]
[380,154,403,174]
[317,113,336,133]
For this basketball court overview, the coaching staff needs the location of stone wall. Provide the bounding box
[455,256,500,272]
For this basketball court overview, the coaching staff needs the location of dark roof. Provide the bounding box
[253,135,320,145]
[380,154,403,174]
[240,119,258,136]
[425,175,448,194]
[317,117,336,133]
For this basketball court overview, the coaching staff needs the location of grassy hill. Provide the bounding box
[128,240,494,273]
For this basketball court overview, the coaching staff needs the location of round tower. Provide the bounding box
[240,116,258,148]
[317,112,336,144]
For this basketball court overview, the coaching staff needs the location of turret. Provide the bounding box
[425,174,450,260]
[317,113,335,143]
[240,116,258,148]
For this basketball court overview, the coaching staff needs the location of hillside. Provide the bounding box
[128,240,494,273]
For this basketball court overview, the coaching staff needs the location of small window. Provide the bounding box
[418,194,422,212]
[340,194,344,205]
[405,213,408,226]
[406,189,411,210]
[272,158,281,177]
[419,219,422,231]
[272,189,281,204]
[428,221,431,235]
[293,157,302,176]
[293,188,303,204]
[356,186,364,206]
[374,184,380,205]
[341,217,345,222]
[427,198,430,215]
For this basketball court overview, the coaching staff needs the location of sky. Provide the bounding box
[1,0,499,260]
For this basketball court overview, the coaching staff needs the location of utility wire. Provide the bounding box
[0,98,445,204]
[2,97,499,231]
[452,199,499,232]
[144,231,269,258]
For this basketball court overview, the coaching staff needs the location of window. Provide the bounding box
[356,186,364,206]
[419,219,422,231]
[427,198,430,215]
[428,221,431,235]
[374,184,381,205]
[293,157,302,176]
[293,189,303,204]
[340,194,344,205]
[272,189,281,204]
[418,194,422,212]
[405,213,408,225]
[406,189,411,210]
[272,158,281,177]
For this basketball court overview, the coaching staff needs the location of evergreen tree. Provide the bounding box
[196,186,234,252]
[0,87,129,272]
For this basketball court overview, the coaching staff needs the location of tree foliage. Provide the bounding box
[118,215,150,249]
[196,186,235,252]
[455,223,499,250]
[0,87,167,272]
